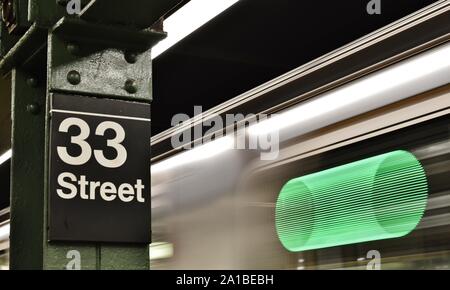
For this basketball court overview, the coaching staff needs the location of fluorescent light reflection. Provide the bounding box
[152,0,240,59]
[0,223,10,241]
[152,136,235,173]
[0,149,11,166]
[150,242,174,260]
[248,43,450,137]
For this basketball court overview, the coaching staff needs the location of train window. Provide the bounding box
[275,150,428,252]
[237,113,450,269]
[151,90,450,270]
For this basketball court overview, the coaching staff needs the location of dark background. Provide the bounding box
[152,0,440,135]
[0,0,441,211]
[49,94,151,243]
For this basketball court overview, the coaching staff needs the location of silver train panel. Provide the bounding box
[151,38,450,269]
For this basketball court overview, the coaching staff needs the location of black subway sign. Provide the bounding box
[49,94,151,243]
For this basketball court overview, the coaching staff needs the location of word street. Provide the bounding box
[56,173,145,203]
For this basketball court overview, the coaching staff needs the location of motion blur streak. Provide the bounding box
[151,41,450,268]
[152,0,240,59]
[150,242,174,261]
[151,136,235,173]
[248,43,450,140]
[0,223,9,241]
[0,150,11,166]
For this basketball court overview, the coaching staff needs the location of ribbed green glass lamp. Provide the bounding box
[275,150,428,252]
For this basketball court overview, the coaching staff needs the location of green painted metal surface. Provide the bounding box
[80,0,184,29]
[0,24,47,75]
[100,245,149,270]
[0,76,11,155]
[4,0,172,270]
[48,33,154,101]
[10,68,46,269]
[275,150,428,252]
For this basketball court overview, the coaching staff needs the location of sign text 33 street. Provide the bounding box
[49,94,151,243]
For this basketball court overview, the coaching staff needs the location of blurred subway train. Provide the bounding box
[150,2,450,269]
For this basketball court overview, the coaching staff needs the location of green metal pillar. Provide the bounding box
[10,68,46,269]
[1,0,180,270]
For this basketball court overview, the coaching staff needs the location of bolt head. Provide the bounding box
[67,70,81,85]
[26,103,40,115]
[67,43,80,55]
[124,79,138,94]
[26,77,38,88]
[2,0,14,24]
[125,51,138,64]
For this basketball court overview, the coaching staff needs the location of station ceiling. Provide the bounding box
[152,0,440,135]
[0,0,442,208]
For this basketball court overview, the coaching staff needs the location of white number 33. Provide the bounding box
[57,117,127,168]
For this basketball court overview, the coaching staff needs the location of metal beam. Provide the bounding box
[1,0,178,270]
[81,0,184,29]
[10,67,46,270]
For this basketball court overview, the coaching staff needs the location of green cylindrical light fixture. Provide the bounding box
[275,150,428,252]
